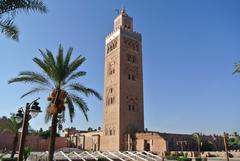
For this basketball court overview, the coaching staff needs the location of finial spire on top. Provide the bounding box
[120,7,126,14]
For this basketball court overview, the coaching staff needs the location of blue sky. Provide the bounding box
[0,0,240,134]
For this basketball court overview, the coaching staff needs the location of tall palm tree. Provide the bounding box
[0,115,22,158]
[0,0,47,41]
[8,45,102,161]
[192,132,204,158]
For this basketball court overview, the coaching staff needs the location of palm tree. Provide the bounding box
[192,132,204,158]
[234,63,240,74]
[8,45,102,161]
[0,115,22,158]
[0,0,47,41]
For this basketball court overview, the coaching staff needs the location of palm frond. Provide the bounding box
[44,102,52,123]
[19,71,51,86]
[33,50,59,84]
[0,19,19,40]
[0,116,20,134]
[0,0,47,15]
[67,93,89,121]
[8,71,52,87]
[68,55,86,74]
[20,87,49,98]
[56,45,65,83]
[64,47,73,69]
[33,56,54,79]
[233,63,240,74]
[66,71,86,83]
[67,83,102,100]
[66,96,75,122]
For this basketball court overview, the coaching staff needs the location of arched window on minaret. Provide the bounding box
[127,67,137,81]
[108,61,116,76]
[127,99,138,112]
[106,87,115,106]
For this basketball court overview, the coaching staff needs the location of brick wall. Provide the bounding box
[0,134,68,151]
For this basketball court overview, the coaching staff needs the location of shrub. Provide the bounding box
[23,146,32,161]
[177,156,192,161]
[97,156,108,161]
[165,152,186,160]
[195,158,202,161]
[165,151,171,156]
[166,155,178,160]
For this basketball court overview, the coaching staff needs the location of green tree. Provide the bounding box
[23,146,32,161]
[192,132,204,157]
[228,132,240,150]
[8,45,102,161]
[201,140,214,151]
[0,115,22,158]
[0,0,47,41]
[88,127,93,131]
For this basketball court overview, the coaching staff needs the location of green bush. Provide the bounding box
[97,156,108,161]
[177,156,192,161]
[166,155,178,160]
[165,151,171,156]
[195,158,202,161]
[23,146,32,161]
[165,152,185,160]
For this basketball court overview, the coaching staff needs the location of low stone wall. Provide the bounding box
[201,151,240,158]
[168,151,240,158]
[0,134,68,151]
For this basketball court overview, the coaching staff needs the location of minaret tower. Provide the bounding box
[102,9,144,151]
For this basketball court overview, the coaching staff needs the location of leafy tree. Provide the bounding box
[201,140,214,151]
[228,132,240,150]
[23,146,32,161]
[88,127,93,131]
[192,132,204,157]
[8,45,102,161]
[0,153,7,160]
[0,0,47,41]
[0,114,22,158]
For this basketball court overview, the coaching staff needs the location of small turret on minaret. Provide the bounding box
[114,8,133,31]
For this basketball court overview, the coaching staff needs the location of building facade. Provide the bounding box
[102,8,144,151]
[66,9,224,153]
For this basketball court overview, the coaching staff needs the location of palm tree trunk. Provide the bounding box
[11,132,18,158]
[198,142,201,158]
[48,112,58,161]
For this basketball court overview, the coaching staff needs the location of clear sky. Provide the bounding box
[0,0,240,135]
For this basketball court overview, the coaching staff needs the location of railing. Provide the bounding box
[26,150,162,161]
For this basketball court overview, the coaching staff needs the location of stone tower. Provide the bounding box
[101,9,144,151]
